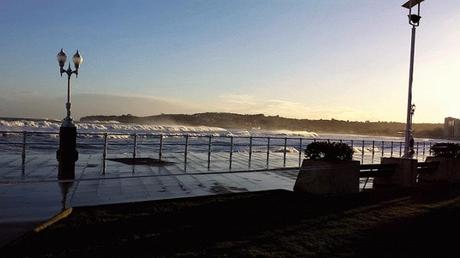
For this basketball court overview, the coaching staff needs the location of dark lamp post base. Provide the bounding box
[57,126,79,180]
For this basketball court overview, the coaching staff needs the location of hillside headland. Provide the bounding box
[81,113,444,138]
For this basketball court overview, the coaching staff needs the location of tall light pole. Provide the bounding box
[402,0,424,159]
[56,49,83,179]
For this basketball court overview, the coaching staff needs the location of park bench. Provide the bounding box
[359,163,397,178]
[416,161,440,175]
[359,163,397,190]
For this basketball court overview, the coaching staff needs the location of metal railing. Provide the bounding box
[0,130,438,177]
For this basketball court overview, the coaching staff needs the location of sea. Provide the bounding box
[0,118,442,164]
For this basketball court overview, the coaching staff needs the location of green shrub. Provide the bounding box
[305,141,354,161]
[430,143,460,158]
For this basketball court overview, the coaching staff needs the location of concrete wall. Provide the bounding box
[294,160,360,195]
[374,158,418,188]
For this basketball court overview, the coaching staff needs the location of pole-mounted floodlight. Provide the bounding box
[401,0,424,158]
[402,0,424,9]
[403,0,424,26]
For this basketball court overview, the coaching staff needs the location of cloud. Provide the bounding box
[0,90,380,122]
[215,94,377,121]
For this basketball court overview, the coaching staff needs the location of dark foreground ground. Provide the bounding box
[2,185,460,257]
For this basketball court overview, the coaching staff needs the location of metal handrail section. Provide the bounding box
[0,130,438,177]
[0,130,311,139]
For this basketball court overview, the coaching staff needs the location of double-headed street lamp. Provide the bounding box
[57,49,83,127]
[56,48,83,179]
[402,0,424,158]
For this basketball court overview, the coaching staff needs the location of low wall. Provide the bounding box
[294,160,360,194]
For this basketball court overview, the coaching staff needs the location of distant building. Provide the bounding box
[444,117,460,139]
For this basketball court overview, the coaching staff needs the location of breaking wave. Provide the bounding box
[0,119,319,138]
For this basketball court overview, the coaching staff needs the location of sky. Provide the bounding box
[1,0,459,123]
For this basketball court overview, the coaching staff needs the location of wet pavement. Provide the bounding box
[0,152,299,246]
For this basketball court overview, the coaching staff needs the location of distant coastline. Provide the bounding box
[80,112,444,139]
[0,117,60,122]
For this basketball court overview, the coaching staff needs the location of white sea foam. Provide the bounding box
[0,119,319,138]
[273,146,300,153]
[353,146,381,154]
[266,130,318,138]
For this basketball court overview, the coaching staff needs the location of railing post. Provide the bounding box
[361,140,365,163]
[207,135,212,170]
[298,138,303,167]
[283,137,287,167]
[22,131,26,175]
[422,142,426,159]
[159,135,163,161]
[399,141,403,157]
[132,134,137,160]
[429,142,432,156]
[390,141,394,157]
[371,141,375,164]
[229,136,233,170]
[266,137,270,168]
[102,133,107,175]
[248,136,253,168]
[381,141,384,157]
[184,135,188,172]
[415,142,419,160]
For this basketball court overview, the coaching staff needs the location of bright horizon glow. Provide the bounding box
[1,0,460,123]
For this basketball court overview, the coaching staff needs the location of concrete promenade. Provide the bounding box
[0,152,299,245]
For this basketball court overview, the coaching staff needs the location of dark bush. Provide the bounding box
[430,143,460,158]
[305,141,354,161]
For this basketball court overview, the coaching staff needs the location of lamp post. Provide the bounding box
[402,0,424,159]
[56,49,83,179]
